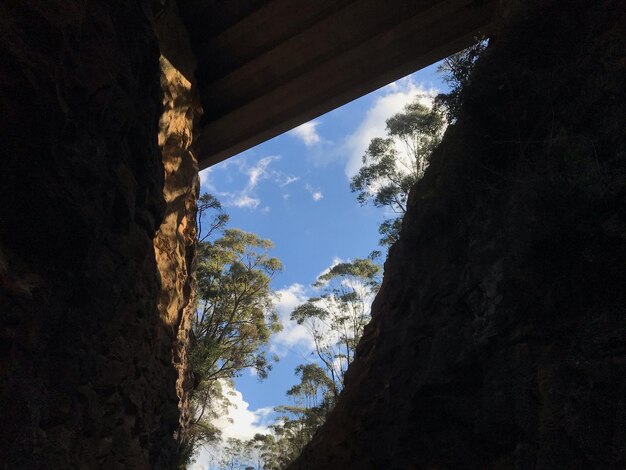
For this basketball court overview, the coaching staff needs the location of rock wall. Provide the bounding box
[154,1,201,447]
[292,0,626,468]
[0,1,196,467]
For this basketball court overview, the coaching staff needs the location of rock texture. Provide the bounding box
[0,1,196,467]
[154,1,201,445]
[291,1,626,468]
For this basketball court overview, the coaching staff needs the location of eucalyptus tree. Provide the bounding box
[192,229,282,384]
[185,194,282,455]
[350,98,446,247]
[290,258,381,399]
[280,364,335,450]
[435,38,489,122]
[250,259,381,469]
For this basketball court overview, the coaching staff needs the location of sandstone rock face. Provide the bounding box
[292,1,626,468]
[154,1,201,445]
[0,1,190,467]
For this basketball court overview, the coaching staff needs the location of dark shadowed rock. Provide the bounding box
[291,1,626,468]
[0,1,185,467]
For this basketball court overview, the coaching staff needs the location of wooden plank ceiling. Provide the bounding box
[177,0,497,169]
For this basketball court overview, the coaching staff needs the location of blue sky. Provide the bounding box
[192,62,448,467]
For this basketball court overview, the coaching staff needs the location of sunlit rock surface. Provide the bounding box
[291,1,626,468]
[154,0,201,448]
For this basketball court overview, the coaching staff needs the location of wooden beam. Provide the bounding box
[194,0,354,84]
[190,0,496,169]
[177,0,268,45]
[198,0,461,122]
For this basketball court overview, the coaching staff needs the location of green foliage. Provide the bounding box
[184,194,282,461]
[377,217,403,248]
[435,38,489,122]
[291,258,381,398]
[181,379,230,466]
[350,40,487,249]
[219,437,263,470]
[286,364,334,411]
[350,98,446,247]
[197,193,229,242]
[243,364,335,469]
[241,258,382,469]
[192,228,282,385]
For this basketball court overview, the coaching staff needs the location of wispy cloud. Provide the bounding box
[231,194,260,209]
[280,176,299,187]
[343,77,436,177]
[199,155,299,212]
[305,183,324,202]
[288,120,322,146]
[246,156,278,188]
[221,156,277,210]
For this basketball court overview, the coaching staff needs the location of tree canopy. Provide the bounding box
[350,98,446,247]
[234,258,382,469]
[290,257,381,398]
[192,228,282,385]
[435,38,488,122]
[185,194,282,458]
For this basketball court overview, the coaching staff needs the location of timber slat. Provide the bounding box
[192,0,496,168]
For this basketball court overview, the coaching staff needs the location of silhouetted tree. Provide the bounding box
[435,38,489,122]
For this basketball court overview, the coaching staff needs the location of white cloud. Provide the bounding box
[280,176,299,187]
[269,256,347,356]
[198,167,214,192]
[261,206,271,214]
[189,449,216,470]
[219,157,273,210]
[288,120,321,146]
[305,183,324,202]
[282,193,290,200]
[201,155,299,212]
[204,156,277,211]
[270,283,313,354]
[190,381,274,469]
[231,194,260,209]
[212,382,273,441]
[343,77,436,177]
[246,156,278,188]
